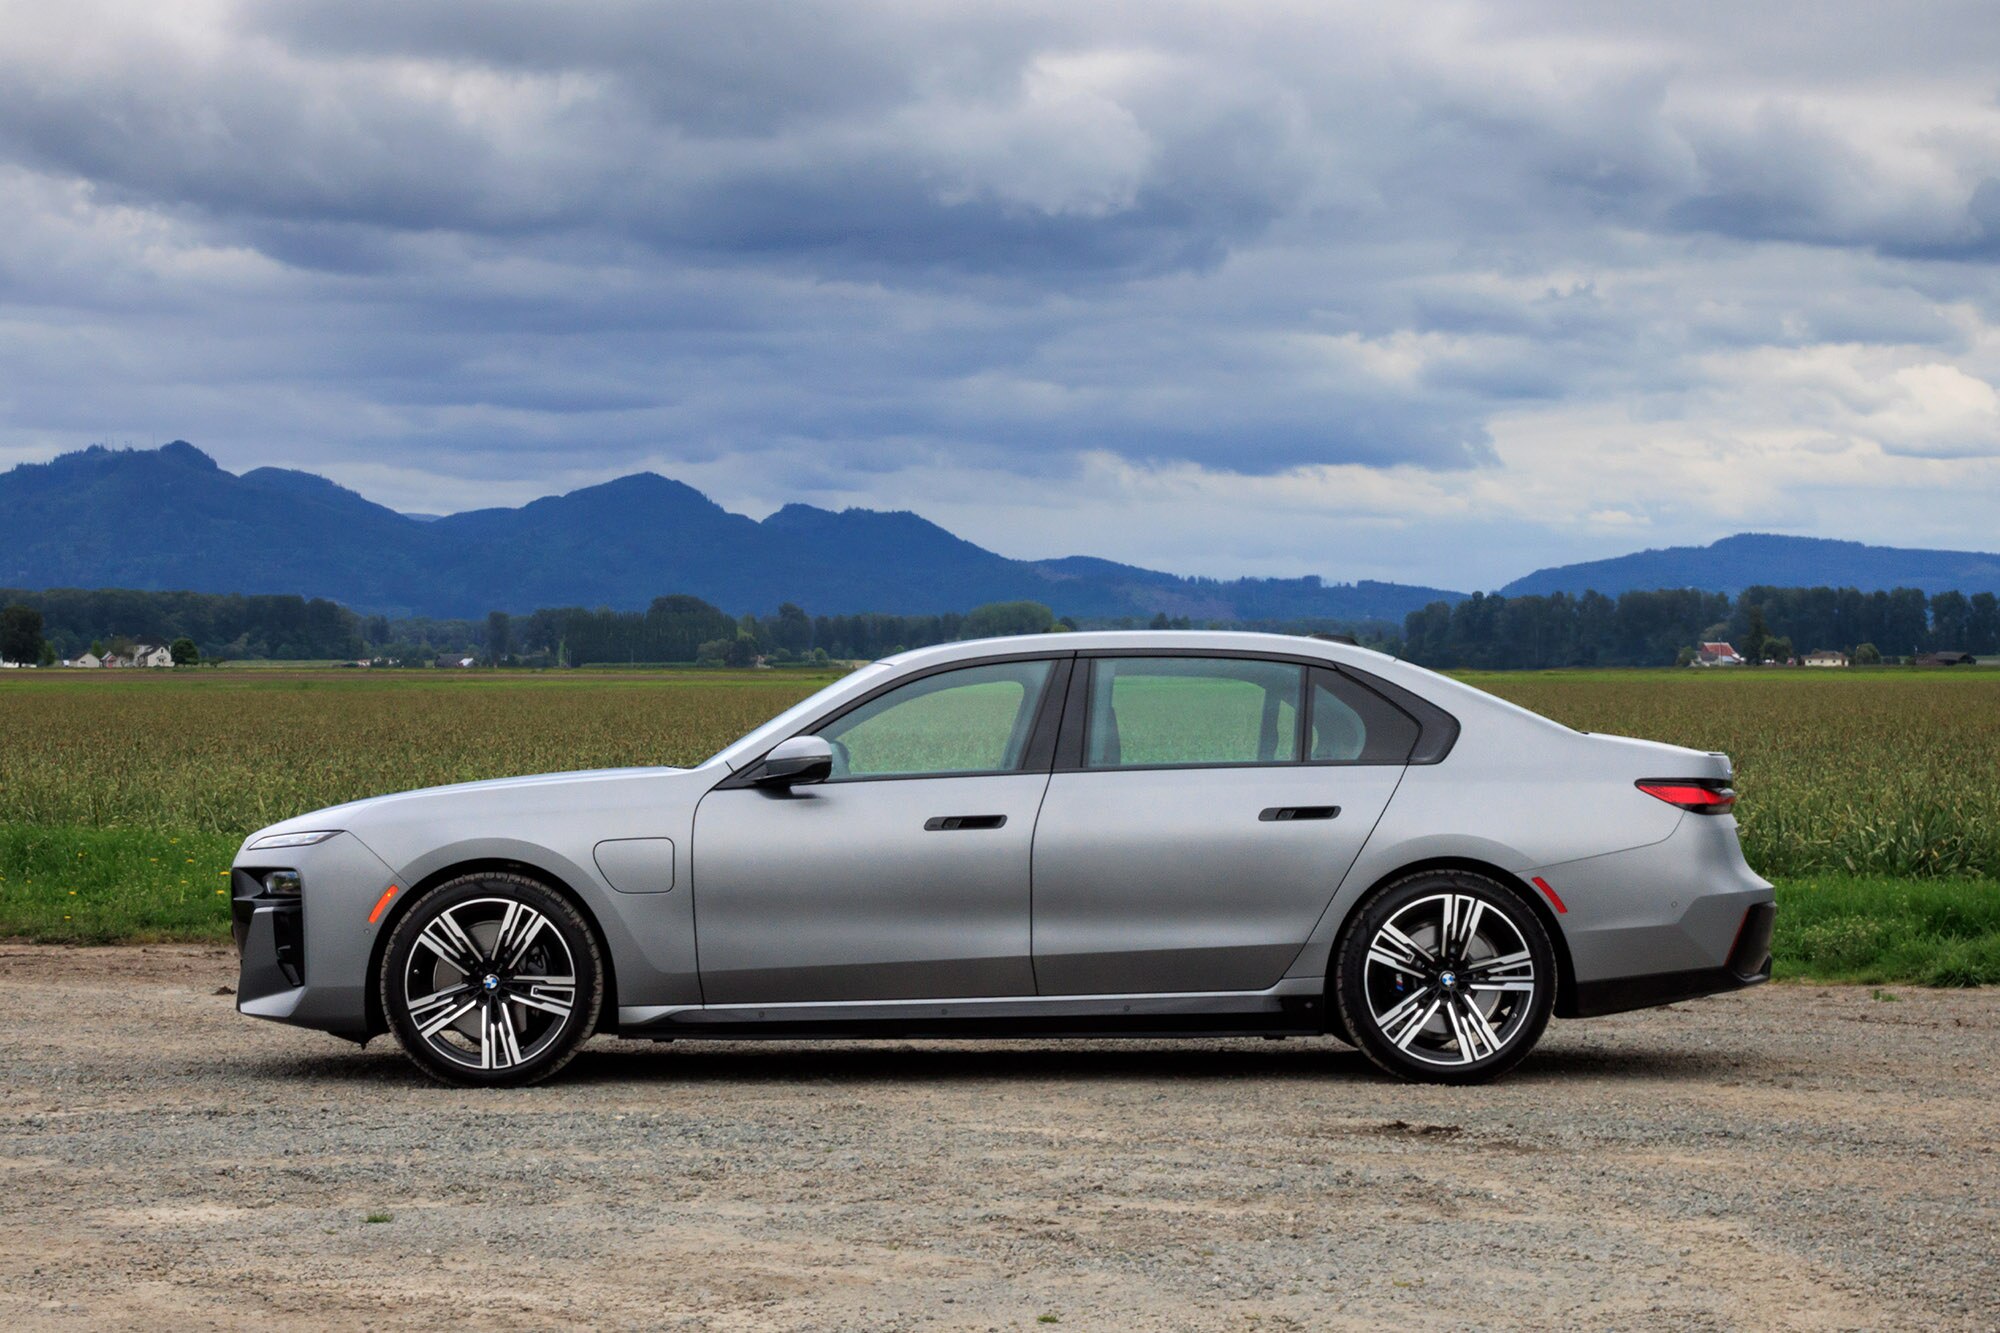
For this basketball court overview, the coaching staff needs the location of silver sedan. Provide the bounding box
[232,632,1774,1085]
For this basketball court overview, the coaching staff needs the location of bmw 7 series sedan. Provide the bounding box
[232,632,1774,1085]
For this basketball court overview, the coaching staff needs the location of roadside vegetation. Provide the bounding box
[2,666,1996,983]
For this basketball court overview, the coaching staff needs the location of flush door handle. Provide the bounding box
[1258,806,1340,822]
[924,814,1008,831]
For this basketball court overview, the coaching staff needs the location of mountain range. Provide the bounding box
[1497,532,2000,600]
[0,443,1455,620]
[7,443,2000,619]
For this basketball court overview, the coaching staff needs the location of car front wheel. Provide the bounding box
[380,872,604,1087]
[1333,871,1556,1084]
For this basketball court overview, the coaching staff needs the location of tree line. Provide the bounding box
[6,582,1995,670]
[1400,585,2000,670]
[0,587,365,663]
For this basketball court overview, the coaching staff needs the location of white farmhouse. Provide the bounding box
[104,644,175,668]
[71,652,103,668]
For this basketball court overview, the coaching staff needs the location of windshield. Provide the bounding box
[700,662,895,770]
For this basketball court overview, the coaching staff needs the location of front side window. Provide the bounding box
[817,660,1053,778]
[1086,657,1302,768]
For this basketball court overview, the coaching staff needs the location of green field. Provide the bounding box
[2,665,1996,982]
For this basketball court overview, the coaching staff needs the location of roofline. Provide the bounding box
[875,629,1389,671]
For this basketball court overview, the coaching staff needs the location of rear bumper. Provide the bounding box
[1568,901,1774,1016]
[1528,814,1775,1019]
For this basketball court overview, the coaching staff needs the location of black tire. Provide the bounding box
[1333,870,1555,1084]
[380,871,604,1087]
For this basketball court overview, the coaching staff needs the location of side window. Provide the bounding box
[1309,668,1419,764]
[816,660,1054,778]
[1086,657,1302,768]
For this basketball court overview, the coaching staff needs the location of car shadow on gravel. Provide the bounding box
[235,1035,1756,1088]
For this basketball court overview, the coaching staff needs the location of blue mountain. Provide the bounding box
[1501,532,2000,599]
[0,443,1462,621]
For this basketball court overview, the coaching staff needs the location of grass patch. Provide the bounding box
[1771,874,2000,986]
[0,825,237,943]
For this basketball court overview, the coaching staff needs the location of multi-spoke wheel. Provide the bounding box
[380,872,604,1086]
[1333,871,1556,1084]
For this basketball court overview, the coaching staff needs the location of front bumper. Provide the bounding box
[232,832,399,1042]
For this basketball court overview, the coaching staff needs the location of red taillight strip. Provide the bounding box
[1531,876,1567,914]
[1636,781,1736,812]
[367,885,399,924]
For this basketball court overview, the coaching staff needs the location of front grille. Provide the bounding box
[271,900,305,985]
[1729,902,1776,979]
[232,866,305,985]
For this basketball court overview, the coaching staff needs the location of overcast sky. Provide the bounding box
[5,1,2000,589]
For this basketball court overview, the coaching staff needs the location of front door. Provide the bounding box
[1032,656,1411,995]
[693,658,1063,1004]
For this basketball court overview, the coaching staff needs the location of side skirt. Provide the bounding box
[617,978,1329,1041]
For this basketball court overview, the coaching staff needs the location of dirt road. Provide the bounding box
[0,945,1994,1330]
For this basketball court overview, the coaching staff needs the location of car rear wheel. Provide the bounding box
[1333,871,1555,1084]
[380,872,604,1087]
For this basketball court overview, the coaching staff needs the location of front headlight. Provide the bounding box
[247,830,342,850]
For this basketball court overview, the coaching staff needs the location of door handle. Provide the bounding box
[924,815,1008,831]
[1259,806,1340,822]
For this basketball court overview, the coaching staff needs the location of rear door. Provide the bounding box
[1030,655,1413,995]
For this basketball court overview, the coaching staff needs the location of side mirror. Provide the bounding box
[754,735,834,787]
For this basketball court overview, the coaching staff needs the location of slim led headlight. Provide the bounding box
[247,830,341,850]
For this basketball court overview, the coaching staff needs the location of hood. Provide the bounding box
[239,766,685,850]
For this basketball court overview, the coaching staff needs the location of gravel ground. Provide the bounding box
[1,946,1995,1331]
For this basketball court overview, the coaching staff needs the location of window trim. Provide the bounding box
[714,651,1074,789]
[1052,648,1447,773]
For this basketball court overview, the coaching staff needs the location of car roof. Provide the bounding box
[877,630,1387,671]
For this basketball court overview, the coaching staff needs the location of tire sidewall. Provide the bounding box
[1334,871,1556,1085]
[380,872,604,1087]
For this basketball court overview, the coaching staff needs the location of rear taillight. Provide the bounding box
[1636,779,1735,814]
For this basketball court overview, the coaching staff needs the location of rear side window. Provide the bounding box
[1086,657,1302,767]
[1309,667,1419,764]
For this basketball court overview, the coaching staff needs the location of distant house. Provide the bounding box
[105,644,174,668]
[71,652,102,669]
[1916,651,1977,667]
[1694,641,1744,666]
[434,654,478,669]
[1803,650,1849,668]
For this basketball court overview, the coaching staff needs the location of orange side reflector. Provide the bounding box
[367,885,399,924]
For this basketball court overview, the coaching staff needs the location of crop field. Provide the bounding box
[1,664,1996,981]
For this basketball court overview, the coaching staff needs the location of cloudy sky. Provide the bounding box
[5,1,2000,589]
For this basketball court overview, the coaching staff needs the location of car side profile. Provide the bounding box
[233,632,1774,1086]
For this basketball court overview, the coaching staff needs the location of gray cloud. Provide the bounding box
[3,1,2000,587]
